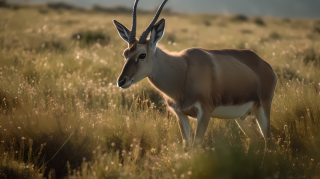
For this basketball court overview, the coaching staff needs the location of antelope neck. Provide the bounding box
[147,48,187,101]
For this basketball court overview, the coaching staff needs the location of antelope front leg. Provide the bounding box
[193,103,212,148]
[171,108,191,150]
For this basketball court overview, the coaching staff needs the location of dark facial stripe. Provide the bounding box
[119,56,136,79]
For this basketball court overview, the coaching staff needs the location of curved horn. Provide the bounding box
[129,0,140,44]
[138,0,168,44]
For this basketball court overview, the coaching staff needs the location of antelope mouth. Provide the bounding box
[120,83,132,89]
[118,79,134,89]
[117,77,133,89]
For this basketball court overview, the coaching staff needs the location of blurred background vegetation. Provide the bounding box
[6,0,320,18]
[0,1,320,179]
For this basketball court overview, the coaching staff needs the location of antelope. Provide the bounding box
[113,0,277,155]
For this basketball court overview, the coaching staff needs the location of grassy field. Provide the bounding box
[0,4,320,179]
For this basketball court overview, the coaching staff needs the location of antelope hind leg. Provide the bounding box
[235,117,261,154]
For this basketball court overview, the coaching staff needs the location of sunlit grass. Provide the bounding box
[0,5,320,179]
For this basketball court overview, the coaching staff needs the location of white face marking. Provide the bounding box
[211,102,254,119]
[129,46,152,85]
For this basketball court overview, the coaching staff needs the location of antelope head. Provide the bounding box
[113,0,168,88]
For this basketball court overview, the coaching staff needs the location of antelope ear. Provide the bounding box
[113,20,131,43]
[149,18,165,52]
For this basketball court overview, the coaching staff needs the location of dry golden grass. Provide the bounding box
[0,5,320,179]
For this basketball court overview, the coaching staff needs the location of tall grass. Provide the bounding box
[0,6,320,178]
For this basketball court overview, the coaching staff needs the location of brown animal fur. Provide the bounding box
[114,0,276,163]
[118,39,277,151]
[147,46,276,115]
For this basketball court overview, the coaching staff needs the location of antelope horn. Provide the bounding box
[138,0,168,44]
[129,0,140,44]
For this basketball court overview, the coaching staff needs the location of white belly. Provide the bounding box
[211,101,254,119]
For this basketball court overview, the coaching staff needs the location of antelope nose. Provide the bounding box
[118,78,126,87]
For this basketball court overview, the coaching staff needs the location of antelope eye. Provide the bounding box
[138,54,146,60]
